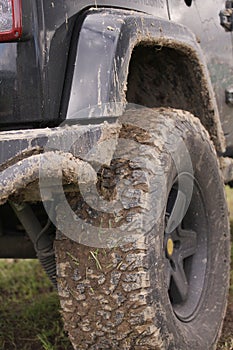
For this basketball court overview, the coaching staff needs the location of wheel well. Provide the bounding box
[126,44,217,142]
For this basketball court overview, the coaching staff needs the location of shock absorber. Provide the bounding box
[10,201,57,288]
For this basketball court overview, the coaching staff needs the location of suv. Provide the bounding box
[0,1,232,349]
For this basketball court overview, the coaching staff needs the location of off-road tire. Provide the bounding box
[55,108,230,350]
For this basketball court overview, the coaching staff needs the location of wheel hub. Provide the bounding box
[166,237,174,257]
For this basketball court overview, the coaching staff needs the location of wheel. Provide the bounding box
[55,108,230,350]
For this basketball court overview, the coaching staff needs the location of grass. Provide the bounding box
[0,187,233,349]
[217,187,233,350]
[225,187,233,298]
[0,260,72,350]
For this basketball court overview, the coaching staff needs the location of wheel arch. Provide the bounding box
[64,8,225,153]
[126,42,224,152]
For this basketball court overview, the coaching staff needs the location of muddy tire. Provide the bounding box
[55,108,230,350]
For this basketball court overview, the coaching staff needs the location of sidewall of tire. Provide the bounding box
[149,125,229,349]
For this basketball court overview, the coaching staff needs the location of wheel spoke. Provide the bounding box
[165,190,186,234]
[171,262,189,302]
[178,228,197,259]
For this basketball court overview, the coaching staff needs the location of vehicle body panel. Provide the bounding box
[168,0,233,153]
[0,0,168,128]
[0,0,232,150]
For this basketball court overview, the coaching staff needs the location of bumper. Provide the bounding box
[0,122,120,203]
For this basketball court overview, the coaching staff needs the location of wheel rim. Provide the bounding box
[164,173,208,322]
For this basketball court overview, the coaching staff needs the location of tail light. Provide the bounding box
[0,0,22,41]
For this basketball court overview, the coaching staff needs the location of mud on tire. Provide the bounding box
[55,108,230,350]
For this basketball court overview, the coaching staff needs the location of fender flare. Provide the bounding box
[62,8,225,152]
